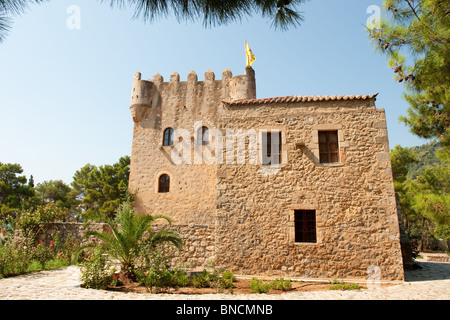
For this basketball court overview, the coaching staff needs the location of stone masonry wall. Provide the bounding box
[35,222,215,270]
[215,99,404,280]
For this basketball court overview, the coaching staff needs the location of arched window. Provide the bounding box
[163,128,174,146]
[197,126,209,145]
[158,174,170,193]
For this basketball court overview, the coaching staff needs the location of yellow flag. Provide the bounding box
[245,41,256,66]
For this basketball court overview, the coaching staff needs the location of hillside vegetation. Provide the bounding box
[391,140,449,253]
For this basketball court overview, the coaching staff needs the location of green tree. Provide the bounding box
[28,175,34,188]
[390,144,418,184]
[407,140,446,179]
[390,146,422,240]
[71,156,131,220]
[409,166,450,240]
[77,203,182,281]
[391,142,450,251]
[34,180,76,212]
[368,0,450,147]
[1,0,307,43]
[0,162,35,218]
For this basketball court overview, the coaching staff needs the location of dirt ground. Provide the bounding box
[107,278,396,295]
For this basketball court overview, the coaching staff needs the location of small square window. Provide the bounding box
[319,131,339,163]
[294,210,317,243]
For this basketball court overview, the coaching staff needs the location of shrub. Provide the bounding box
[29,239,54,268]
[192,270,212,288]
[26,260,43,273]
[44,258,70,270]
[145,269,174,292]
[249,278,271,294]
[54,233,80,265]
[136,245,190,292]
[0,211,80,278]
[271,278,292,291]
[0,240,30,278]
[15,204,66,246]
[329,280,364,291]
[0,233,79,278]
[110,273,123,287]
[219,269,236,290]
[137,267,190,293]
[172,268,191,287]
[222,269,236,282]
[80,248,115,290]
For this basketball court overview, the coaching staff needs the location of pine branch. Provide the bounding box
[404,0,421,21]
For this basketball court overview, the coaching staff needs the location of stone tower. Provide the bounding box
[128,67,406,281]
[129,67,256,225]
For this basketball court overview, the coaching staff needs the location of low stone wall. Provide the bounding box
[35,222,109,246]
[421,252,450,263]
[35,222,216,270]
[155,224,216,270]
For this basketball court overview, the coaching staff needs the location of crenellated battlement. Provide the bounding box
[130,67,256,123]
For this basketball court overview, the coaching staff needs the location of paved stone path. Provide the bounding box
[0,260,448,300]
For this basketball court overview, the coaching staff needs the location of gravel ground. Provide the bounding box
[0,260,448,300]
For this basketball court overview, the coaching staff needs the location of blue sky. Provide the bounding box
[0,0,429,185]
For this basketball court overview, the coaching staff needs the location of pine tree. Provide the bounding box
[28,175,34,188]
[368,0,450,147]
[0,162,35,217]
[0,0,306,42]
[71,156,131,220]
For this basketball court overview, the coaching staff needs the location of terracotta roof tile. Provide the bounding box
[223,93,379,106]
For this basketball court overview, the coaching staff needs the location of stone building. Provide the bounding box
[128,66,405,281]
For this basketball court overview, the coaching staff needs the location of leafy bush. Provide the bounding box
[54,233,80,265]
[271,278,292,291]
[0,232,79,278]
[15,204,66,245]
[222,269,236,282]
[172,268,191,287]
[0,205,80,279]
[80,248,116,290]
[220,269,237,289]
[110,273,123,287]
[191,267,237,291]
[143,269,174,292]
[44,258,70,270]
[192,270,212,288]
[249,278,271,294]
[329,280,364,291]
[26,260,43,273]
[0,241,30,278]
[137,267,191,293]
[29,239,54,268]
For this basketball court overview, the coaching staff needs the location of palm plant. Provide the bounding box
[77,202,183,281]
